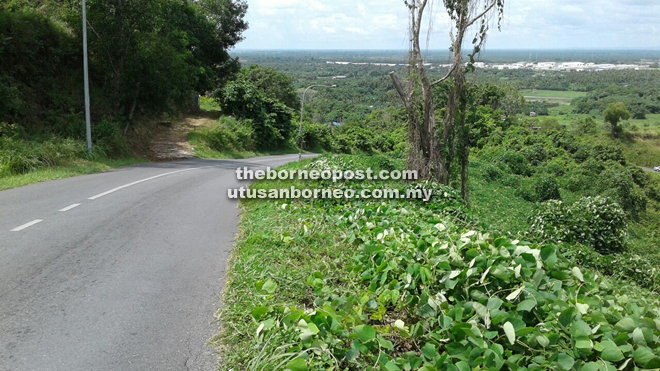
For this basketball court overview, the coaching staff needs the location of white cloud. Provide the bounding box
[237,0,660,49]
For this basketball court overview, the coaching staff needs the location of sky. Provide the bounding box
[235,0,660,50]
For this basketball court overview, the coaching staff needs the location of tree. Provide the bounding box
[238,65,299,110]
[603,102,630,138]
[214,80,294,149]
[390,0,504,201]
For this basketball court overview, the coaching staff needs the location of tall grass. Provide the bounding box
[0,137,87,176]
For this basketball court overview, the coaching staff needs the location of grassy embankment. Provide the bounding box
[215,154,660,371]
[0,157,143,191]
[0,128,144,191]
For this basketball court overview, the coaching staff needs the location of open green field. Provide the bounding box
[520,89,587,106]
[519,89,588,99]
[519,89,587,105]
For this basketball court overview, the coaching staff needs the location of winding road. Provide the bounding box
[0,154,311,371]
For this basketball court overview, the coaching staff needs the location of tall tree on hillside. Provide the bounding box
[390,0,504,200]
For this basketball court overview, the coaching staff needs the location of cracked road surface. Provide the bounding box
[0,154,311,371]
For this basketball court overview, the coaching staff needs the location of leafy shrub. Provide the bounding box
[0,121,20,138]
[194,116,254,153]
[597,163,647,216]
[646,175,660,202]
[214,81,294,149]
[534,175,561,202]
[591,144,626,165]
[334,126,375,154]
[515,177,538,202]
[93,119,127,156]
[530,197,628,254]
[0,76,22,122]
[500,150,532,176]
[528,200,572,241]
[482,162,504,182]
[541,155,576,177]
[569,197,629,254]
[520,144,547,166]
[299,123,335,152]
[627,165,649,188]
[561,243,660,292]
[575,117,598,135]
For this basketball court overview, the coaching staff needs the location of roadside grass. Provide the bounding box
[188,130,299,159]
[0,157,144,191]
[211,159,365,369]
[211,195,356,369]
[187,116,300,159]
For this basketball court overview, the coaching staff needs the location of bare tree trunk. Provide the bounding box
[393,0,504,194]
[460,146,469,204]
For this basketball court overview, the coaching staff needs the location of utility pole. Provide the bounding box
[82,0,92,154]
[298,84,336,162]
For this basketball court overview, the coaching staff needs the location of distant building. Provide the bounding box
[332,76,348,80]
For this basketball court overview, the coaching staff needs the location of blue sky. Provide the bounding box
[235,0,660,50]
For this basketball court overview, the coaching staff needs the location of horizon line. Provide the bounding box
[233,48,660,52]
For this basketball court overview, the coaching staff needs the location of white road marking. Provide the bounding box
[88,165,223,200]
[59,204,81,212]
[87,155,308,201]
[11,220,43,232]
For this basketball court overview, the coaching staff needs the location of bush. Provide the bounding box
[534,175,561,202]
[575,117,598,135]
[569,196,628,254]
[561,242,660,292]
[597,163,648,216]
[299,123,335,152]
[195,116,254,153]
[214,81,294,149]
[482,162,504,182]
[591,144,626,165]
[541,155,576,177]
[500,150,532,176]
[93,119,127,156]
[530,196,628,254]
[628,165,649,188]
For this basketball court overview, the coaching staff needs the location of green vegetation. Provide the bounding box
[1,0,248,185]
[217,155,660,371]
[603,103,631,138]
[519,90,587,106]
[0,121,142,189]
[188,117,298,159]
[215,50,660,370]
[519,90,588,99]
[0,156,142,191]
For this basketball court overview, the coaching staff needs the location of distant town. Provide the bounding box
[326,60,655,71]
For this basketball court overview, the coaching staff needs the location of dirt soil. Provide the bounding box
[146,112,219,161]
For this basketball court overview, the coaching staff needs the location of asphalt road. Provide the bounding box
[0,154,313,371]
